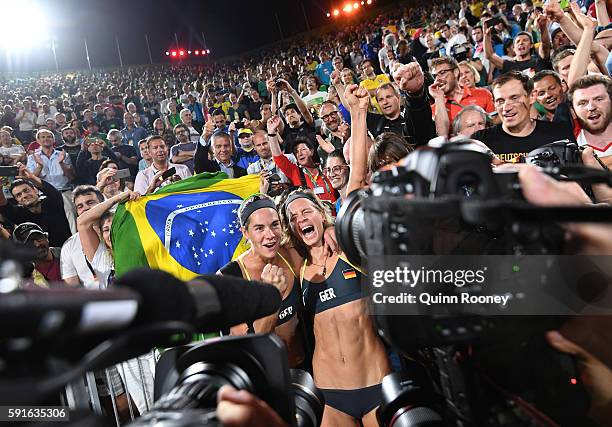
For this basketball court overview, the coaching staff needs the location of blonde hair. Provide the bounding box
[278,189,334,260]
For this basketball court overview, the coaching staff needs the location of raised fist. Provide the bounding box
[261,263,287,294]
[393,62,425,94]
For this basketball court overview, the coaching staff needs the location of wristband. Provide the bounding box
[267,133,277,137]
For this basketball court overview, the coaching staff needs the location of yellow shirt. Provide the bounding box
[213,101,232,117]
[470,2,484,18]
[307,61,318,71]
[360,74,391,114]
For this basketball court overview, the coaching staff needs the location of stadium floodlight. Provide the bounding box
[366,0,372,3]
[326,12,331,17]
[353,2,359,8]
[333,9,340,16]
[179,50,185,56]
[165,51,170,56]
[188,50,192,54]
[344,4,353,12]
[206,49,210,54]
[0,1,50,50]
[171,51,177,57]
[194,50,200,55]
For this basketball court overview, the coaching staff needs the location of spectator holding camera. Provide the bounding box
[246,130,294,185]
[0,163,72,247]
[267,78,317,154]
[135,136,191,194]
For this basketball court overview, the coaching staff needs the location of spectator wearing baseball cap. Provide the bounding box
[13,222,62,285]
[234,127,260,171]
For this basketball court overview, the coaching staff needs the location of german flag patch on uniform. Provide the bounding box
[342,269,357,280]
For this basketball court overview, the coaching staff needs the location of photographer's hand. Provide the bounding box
[217,386,288,427]
[518,165,612,255]
[581,147,612,204]
[546,330,612,426]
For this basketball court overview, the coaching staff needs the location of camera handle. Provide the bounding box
[0,321,194,405]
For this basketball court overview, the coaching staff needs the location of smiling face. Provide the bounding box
[243,208,282,259]
[12,183,39,207]
[432,63,458,96]
[533,75,564,113]
[325,156,349,190]
[493,79,532,132]
[212,135,232,163]
[287,198,325,248]
[572,83,612,135]
[294,143,313,167]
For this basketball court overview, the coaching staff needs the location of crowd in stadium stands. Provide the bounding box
[2,0,612,424]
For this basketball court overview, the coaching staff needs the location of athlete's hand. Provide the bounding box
[261,263,288,295]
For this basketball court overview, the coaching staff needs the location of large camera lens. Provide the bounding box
[290,369,324,427]
[379,372,444,427]
[335,189,368,267]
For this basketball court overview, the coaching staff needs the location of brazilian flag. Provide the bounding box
[112,173,260,279]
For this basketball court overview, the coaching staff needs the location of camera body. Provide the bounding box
[336,138,600,426]
[133,334,323,427]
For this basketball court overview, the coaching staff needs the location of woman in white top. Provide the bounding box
[77,188,156,415]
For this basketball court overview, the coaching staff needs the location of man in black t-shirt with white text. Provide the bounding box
[472,71,575,163]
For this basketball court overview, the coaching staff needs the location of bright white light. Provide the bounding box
[0,1,50,50]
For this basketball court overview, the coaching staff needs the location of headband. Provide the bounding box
[239,197,277,226]
[282,191,319,218]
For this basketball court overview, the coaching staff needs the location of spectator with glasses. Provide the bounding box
[316,101,350,164]
[323,150,350,214]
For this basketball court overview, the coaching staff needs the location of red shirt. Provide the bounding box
[432,86,495,122]
[273,154,337,203]
[35,258,61,283]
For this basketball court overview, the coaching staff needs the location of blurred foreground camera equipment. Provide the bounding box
[135,334,323,427]
[0,262,322,426]
[336,138,612,426]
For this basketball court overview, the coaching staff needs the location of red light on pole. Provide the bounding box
[194,50,200,55]
[179,50,185,56]
[171,51,177,57]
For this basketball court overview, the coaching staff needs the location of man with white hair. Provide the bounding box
[378,33,397,73]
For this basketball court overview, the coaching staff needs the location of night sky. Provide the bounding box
[0,0,395,73]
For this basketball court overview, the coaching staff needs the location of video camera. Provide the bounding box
[0,247,324,427]
[336,138,612,426]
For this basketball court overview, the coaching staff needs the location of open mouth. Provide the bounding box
[262,241,277,249]
[545,97,557,106]
[588,112,602,121]
[503,111,517,119]
[301,225,315,238]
